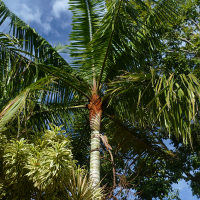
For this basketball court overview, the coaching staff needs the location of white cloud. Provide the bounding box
[18,4,42,24]
[42,22,52,34]
[4,0,53,34]
[18,4,53,34]
[61,21,70,29]
[3,0,72,37]
[4,1,42,24]
[52,0,69,18]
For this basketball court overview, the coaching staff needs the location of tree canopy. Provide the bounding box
[0,0,200,199]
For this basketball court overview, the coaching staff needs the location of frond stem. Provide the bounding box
[39,64,91,100]
[85,0,97,89]
[68,105,87,109]
[85,0,93,41]
[97,0,123,91]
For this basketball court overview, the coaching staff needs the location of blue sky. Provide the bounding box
[2,0,199,199]
[172,180,198,200]
[4,0,72,46]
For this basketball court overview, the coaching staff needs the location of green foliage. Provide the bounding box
[107,70,200,144]
[0,76,57,132]
[0,0,67,65]
[1,0,200,199]
[0,125,102,200]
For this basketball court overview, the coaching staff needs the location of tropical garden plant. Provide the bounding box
[0,0,200,199]
[0,125,102,199]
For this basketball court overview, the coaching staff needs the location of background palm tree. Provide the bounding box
[0,0,200,195]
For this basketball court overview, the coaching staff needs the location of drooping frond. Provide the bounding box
[0,76,56,131]
[0,2,94,132]
[0,55,90,132]
[107,69,200,144]
[103,114,175,157]
[101,0,181,84]
[0,0,68,66]
[0,33,43,108]
[87,0,181,88]
[38,64,91,99]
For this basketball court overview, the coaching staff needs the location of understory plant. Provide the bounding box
[0,125,102,200]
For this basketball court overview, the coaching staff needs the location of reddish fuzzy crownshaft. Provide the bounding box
[88,93,102,121]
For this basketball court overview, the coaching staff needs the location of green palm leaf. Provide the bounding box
[107,69,200,144]
[0,0,68,66]
[0,76,56,131]
[99,0,180,84]
[69,0,105,67]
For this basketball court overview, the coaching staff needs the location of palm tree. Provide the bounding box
[0,0,200,192]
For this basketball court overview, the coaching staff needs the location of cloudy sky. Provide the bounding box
[4,0,72,46]
[2,0,199,199]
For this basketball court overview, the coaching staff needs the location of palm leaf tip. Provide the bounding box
[0,77,56,131]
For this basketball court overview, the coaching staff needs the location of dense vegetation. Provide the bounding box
[0,0,200,199]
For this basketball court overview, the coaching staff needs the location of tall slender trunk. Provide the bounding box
[88,88,102,187]
[85,0,101,187]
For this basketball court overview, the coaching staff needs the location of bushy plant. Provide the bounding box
[0,125,102,200]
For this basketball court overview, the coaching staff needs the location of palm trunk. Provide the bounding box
[88,90,102,187]
[90,113,101,186]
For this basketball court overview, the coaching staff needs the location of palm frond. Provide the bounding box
[69,0,105,68]
[103,115,176,158]
[91,0,181,87]
[0,30,91,133]
[0,76,56,131]
[38,64,91,99]
[107,70,200,144]
[0,0,68,66]
[0,33,44,103]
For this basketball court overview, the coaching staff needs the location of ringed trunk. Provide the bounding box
[88,91,102,187]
